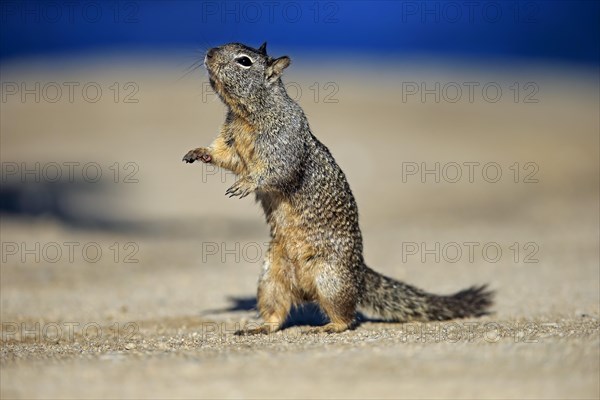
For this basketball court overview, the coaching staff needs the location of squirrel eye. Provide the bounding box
[235,56,253,67]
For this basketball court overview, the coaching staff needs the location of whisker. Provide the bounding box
[177,59,205,82]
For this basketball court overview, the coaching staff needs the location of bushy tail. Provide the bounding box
[358,266,493,322]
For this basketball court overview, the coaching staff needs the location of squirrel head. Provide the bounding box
[204,42,291,115]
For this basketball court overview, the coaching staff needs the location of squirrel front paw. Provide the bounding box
[225,177,256,199]
[183,147,212,164]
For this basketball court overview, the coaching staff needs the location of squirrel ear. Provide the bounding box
[258,42,268,56]
[266,56,291,84]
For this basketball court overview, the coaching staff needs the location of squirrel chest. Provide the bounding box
[223,118,260,173]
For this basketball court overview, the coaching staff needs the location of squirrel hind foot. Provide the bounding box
[234,326,270,336]
[234,322,281,336]
[302,322,352,335]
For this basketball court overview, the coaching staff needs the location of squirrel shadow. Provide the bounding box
[204,296,380,329]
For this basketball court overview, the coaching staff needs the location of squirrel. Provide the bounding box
[183,42,493,334]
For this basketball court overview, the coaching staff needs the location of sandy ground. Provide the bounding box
[0,54,599,399]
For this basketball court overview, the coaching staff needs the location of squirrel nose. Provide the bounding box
[206,48,216,59]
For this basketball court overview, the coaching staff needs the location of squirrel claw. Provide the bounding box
[183,148,212,164]
[302,323,351,334]
[226,179,255,199]
[234,326,270,336]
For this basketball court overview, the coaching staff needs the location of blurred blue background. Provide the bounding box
[1,0,598,64]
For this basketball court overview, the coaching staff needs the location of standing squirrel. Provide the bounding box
[183,42,493,334]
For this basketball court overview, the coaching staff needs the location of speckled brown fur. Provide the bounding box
[183,42,493,334]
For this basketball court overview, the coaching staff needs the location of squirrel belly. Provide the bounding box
[183,42,494,334]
